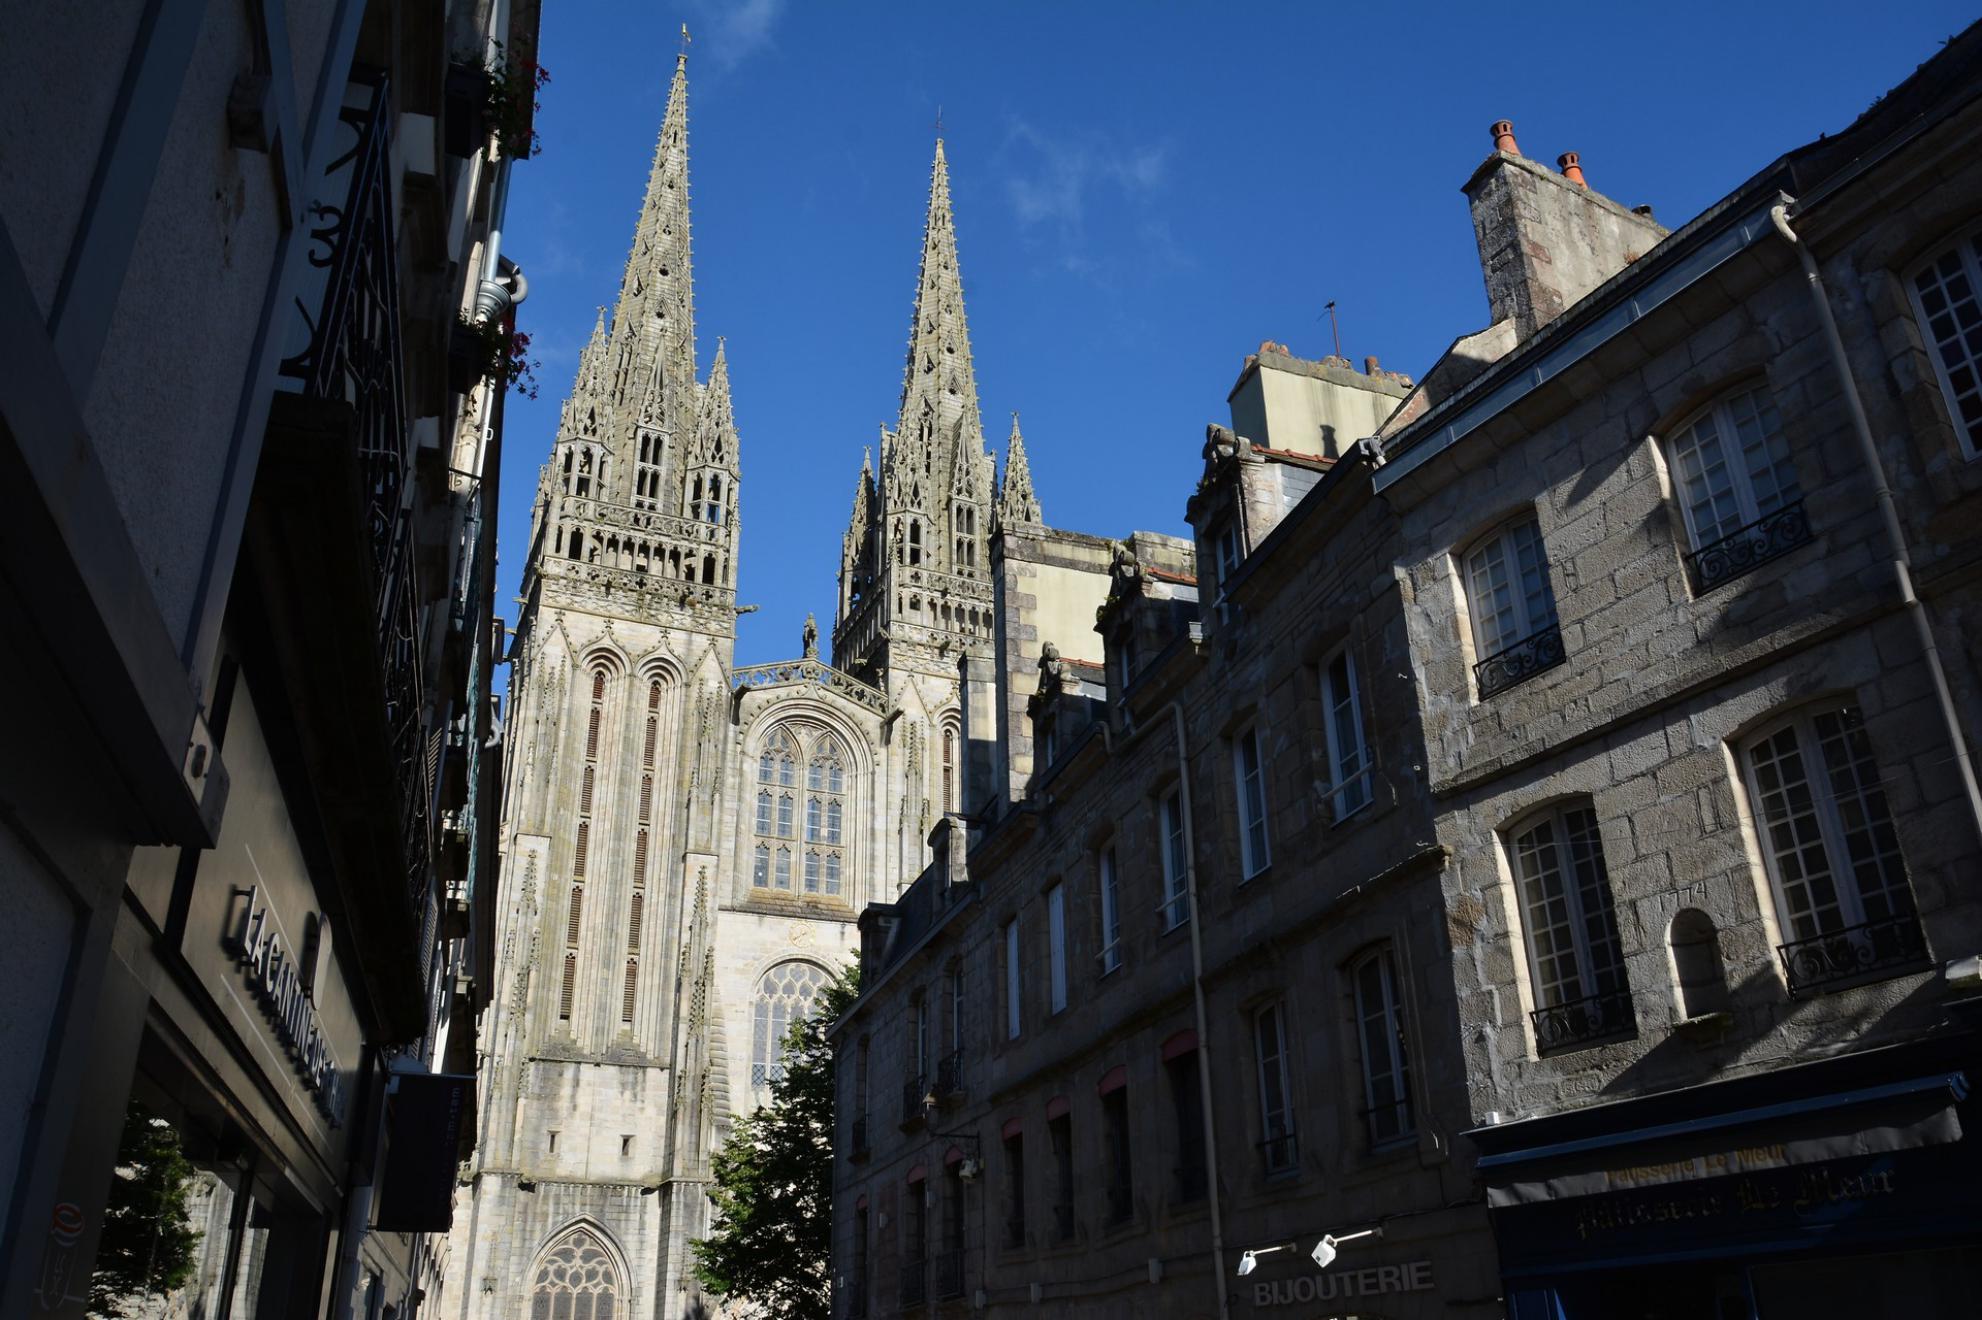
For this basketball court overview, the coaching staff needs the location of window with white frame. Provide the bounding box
[1159,792,1189,929]
[1097,846,1123,975]
[1665,387,1802,554]
[1253,1002,1296,1174]
[1510,803,1633,1050]
[1464,517,1560,678]
[1742,706,1919,991]
[1907,227,1982,459]
[1350,949,1414,1148]
[1214,523,1241,594]
[1320,649,1371,820]
[1004,918,1022,1039]
[1046,883,1068,1014]
[1235,727,1270,877]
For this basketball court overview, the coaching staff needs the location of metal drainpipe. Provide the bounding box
[1165,699,1231,1320]
[1769,200,1982,846]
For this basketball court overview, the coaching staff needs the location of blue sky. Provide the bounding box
[496,1,1974,668]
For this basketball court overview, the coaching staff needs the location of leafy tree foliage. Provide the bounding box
[694,963,859,1320]
[90,1104,203,1316]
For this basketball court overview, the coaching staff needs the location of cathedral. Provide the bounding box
[447,50,1040,1319]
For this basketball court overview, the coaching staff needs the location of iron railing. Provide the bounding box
[935,1249,964,1300]
[1474,621,1566,699]
[900,1074,927,1128]
[934,1049,964,1101]
[1685,500,1812,594]
[898,1259,926,1308]
[1259,1128,1298,1177]
[1778,915,1927,996]
[1531,986,1637,1053]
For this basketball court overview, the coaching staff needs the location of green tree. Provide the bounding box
[694,962,859,1320]
[90,1104,203,1317]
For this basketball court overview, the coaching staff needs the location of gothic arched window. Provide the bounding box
[530,1229,622,1320]
[751,725,849,900]
[752,961,829,1089]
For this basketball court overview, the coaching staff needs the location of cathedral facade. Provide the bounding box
[446,52,1039,1319]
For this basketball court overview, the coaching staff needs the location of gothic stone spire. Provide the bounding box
[609,50,697,426]
[996,412,1043,528]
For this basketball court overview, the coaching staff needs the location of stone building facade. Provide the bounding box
[833,22,1982,1320]
[444,64,1051,1317]
[0,1,531,1316]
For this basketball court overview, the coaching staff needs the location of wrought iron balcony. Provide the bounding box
[1259,1128,1299,1177]
[1685,500,1812,595]
[899,1259,926,1308]
[934,1049,964,1101]
[899,1074,927,1129]
[1475,622,1566,699]
[849,1113,868,1160]
[1531,986,1637,1054]
[1779,915,1928,996]
[935,1249,964,1300]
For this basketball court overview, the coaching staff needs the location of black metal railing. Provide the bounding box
[1685,500,1812,595]
[934,1049,964,1100]
[1778,915,1928,996]
[900,1074,927,1128]
[1259,1128,1299,1177]
[935,1249,964,1300]
[1105,1180,1132,1226]
[899,1259,926,1308]
[1052,1202,1075,1242]
[277,70,433,919]
[1475,621,1566,699]
[849,1113,868,1159]
[1531,986,1637,1053]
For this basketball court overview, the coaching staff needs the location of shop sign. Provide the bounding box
[1250,1259,1433,1307]
[225,885,346,1124]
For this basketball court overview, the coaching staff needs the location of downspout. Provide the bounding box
[1769,200,1982,845]
[1164,699,1231,1320]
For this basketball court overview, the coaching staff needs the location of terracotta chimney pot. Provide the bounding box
[1490,119,1520,156]
[1558,151,1586,187]
[1364,356,1382,375]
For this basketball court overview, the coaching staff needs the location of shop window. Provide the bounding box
[1741,706,1924,995]
[1510,803,1635,1052]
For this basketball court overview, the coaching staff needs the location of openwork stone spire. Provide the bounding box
[996,412,1042,527]
[609,51,697,423]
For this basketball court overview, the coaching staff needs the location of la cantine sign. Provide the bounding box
[1250,1259,1434,1307]
[224,885,346,1124]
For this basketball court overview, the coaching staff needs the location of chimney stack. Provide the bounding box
[1557,151,1586,188]
[1490,119,1520,156]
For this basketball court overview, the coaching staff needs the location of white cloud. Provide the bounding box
[1001,119,1174,278]
[684,0,786,73]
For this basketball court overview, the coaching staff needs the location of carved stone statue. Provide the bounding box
[802,611,819,658]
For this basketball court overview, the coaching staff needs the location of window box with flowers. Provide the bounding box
[444,41,548,160]
[449,315,538,398]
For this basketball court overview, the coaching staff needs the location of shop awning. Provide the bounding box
[1475,1071,1967,1207]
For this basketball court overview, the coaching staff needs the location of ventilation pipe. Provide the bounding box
[1769,199,1982,847]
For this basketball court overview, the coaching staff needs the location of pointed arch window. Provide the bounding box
[530,1229,622,1320]
[750,725,850,900]
[752,960,829,1089]
[634,430,663,510]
